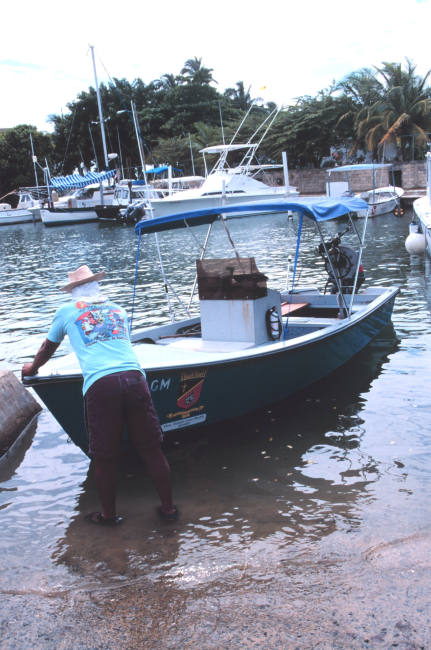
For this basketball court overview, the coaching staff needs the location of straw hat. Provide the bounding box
[60,265,106,293]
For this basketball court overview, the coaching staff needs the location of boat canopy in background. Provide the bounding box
[134,197,369,235]
[49,170,116,190]
[144,166,182,175]
[328,164,394,173]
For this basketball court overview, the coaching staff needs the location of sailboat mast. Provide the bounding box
[89,45,109,171]
[89,45,109,205]
[28,127,40,202]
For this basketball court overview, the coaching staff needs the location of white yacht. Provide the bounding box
[144,144,298,220]
[0,192,41,225]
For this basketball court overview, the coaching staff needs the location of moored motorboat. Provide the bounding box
[0,192,40,225]
[94,180,161,222]
[411,152,431,255]
[24,196,398,456]
[326,164,404,217]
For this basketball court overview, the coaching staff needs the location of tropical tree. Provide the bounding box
[0,125,53,195]
[265,91,355,168]
[337,59,431,160]
[223,81,262,111]
[334,68,384,159]
[373,59,431,158]
[180,57,217,85]
[157,73,179,90]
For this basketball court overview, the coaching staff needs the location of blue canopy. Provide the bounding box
[135,197,368,235]
[50,170,116,190]
[144,166,182,175]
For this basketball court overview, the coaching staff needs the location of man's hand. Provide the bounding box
[22,363,38,380]
[21,339,61,382]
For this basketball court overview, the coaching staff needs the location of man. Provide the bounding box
[22,265,176,526]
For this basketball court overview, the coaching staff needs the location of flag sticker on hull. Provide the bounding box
[176,369,207,410]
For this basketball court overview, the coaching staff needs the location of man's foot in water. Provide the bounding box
[85,511,123,526]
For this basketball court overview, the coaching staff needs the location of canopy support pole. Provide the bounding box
[315,221,349,317]
[348,213,362,244]
[283,212,303,340]
[187,223,213,310]
[189,133,196,177]
[143,240,190,320]
[282,152,290,197]
[129,230,141,334]
[347,211,369,318]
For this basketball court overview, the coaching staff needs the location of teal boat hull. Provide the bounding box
[27,290,397,457]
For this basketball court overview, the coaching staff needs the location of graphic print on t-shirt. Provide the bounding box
[74,303,128,346]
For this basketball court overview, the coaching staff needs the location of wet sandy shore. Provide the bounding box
[2,524,430,650]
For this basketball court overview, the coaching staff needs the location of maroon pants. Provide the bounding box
[84,370,163,460]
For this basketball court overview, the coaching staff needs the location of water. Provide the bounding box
[1,212,431,647]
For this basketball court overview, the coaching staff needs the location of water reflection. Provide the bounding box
[51,324,399,588]
[1,209,430,600]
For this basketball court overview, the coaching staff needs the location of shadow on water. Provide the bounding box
[52,323,399,588]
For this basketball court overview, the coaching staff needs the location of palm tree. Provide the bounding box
[158,73,178,90]
[372,60,431,158]
[180,57,217,85]
[224,81,262,111]
[338,60,431,160]
[334,68,384,158]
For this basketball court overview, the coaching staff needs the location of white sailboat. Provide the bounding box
[40,45,115,227]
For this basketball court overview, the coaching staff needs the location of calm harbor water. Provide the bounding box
[1,211,431,648]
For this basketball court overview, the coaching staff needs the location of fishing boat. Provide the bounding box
[144,145,299,221]
[143,109,299,221]
[23,196,398,456]
[0,192,41,225]
[411,153,431,255]
[326,164,404,217]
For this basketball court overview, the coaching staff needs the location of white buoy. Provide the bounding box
[405,223,426,254]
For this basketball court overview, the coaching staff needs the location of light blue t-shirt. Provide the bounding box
[48,299,143,395]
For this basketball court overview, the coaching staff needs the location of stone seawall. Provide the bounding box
[257,161,427,194]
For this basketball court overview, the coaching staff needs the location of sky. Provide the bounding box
[0,0,429,133]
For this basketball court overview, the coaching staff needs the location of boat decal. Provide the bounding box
[176,369,208,409]
[167,405,205,420]
[161,414,207,431]
[150,378,171,391]
[75,304,128,346]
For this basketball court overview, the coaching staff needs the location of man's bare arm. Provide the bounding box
[22,339,61,380]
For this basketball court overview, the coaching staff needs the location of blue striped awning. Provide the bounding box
[49,170,116,190]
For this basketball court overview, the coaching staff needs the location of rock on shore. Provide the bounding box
[0,370,42,457]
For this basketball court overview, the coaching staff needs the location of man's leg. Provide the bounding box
[85,373,124,522]
[123,372,176,516]
[94,457,118,520]
[140,445,175,515]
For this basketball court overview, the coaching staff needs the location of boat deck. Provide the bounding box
[31,288,391,377]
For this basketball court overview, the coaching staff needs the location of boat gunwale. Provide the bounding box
[23,286,399,387]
